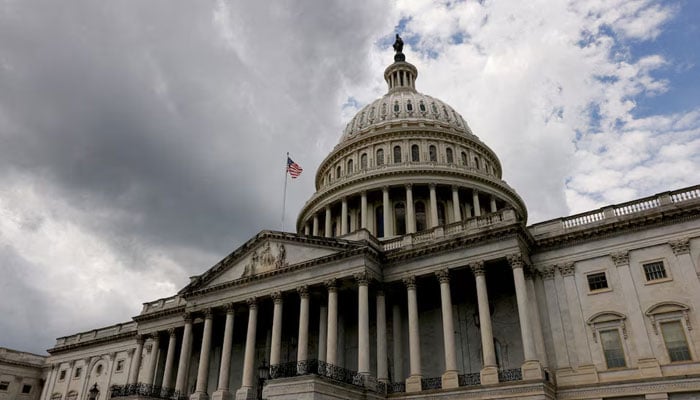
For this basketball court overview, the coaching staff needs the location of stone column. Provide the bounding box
[525,270,548,369]
[312,215,319,236]
[212,305,235,400]
[192,309,214,400]
[508,254,542,380]
[236,299,258,400]
[326,279,338,365]
[144,334,160,385]
[471,262,498,384]
[403,276,422,392]
[559,262,595,372]
[324,206,332,237]
[612,252,661,376]
[297,286,310,373]
[318,305,328,362]
[376,289,388,383]
[472,189,481,217]
[451,186,461,223]
[270,292,284,369]
[541,266,571,369]
[436,269,458,388]
[429,183,439,228]
[128,336,144,384]
[361,192,368,230]
[62,361,75,400]
[392,304,403,381]
[382,186,391,237]
[39,366,52,400]
[162,329,178,389]
[341,198,348,235]
[406,184,416,233]
[490,196,497,213]
[356,273,370,375]
[175,315,193,394]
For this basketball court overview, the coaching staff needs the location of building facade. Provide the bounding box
[0,348,46,400]
[30,43,700,400]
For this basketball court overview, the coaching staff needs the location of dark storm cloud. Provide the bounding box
[0,0,392,352]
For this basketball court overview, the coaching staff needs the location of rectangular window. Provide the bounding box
[22,384,32,394]
[587,272,609,291]
[59,370,66,381]
[116,359,125,372]
[600,329,626,368]
[0,381,9,391]
[74,367,82,378]
[661,321,692,362]
[643,261,667,281]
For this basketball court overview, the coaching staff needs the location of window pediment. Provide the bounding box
[645,301,691,334]
[586,311,627,342]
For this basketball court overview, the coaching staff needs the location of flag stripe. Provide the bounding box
[287,157,303,178]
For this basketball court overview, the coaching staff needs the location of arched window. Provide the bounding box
[461,151,467,165]
[437,202,446,226]
[394,202,406,235]
[347,159,353,173]
[411,144,420,162]
[360,153,368,169]
[51,394,62,400]
[66,391,78,400]
[336,165,341,178]
[474,157,480,169]
[376,149,384,166]
[406,101,413,111]
[446,148,454,163]
[429,145,437,162]
[419,101,426,112]
[415,201,427,232]
[375,206,384,238]
[393,146,402,163]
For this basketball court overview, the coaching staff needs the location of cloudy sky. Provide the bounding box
[1,0,699,354]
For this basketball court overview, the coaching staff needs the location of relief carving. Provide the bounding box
[243,242,288,277]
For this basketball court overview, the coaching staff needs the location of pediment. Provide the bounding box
[181,231,359,294]
[645,301,689,316]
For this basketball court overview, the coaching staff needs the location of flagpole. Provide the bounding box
[282,152,289,232]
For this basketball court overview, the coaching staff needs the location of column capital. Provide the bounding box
[271,291,283,304]
[435,268,450,283]
[182,312,193,323]
[472,188,479,195]
[149,332,160,340]
[354,272,370,286]
[524,266,536,280]
[135,334,145,344]
[403,275,417,289]
[429,183,436,190]
[224,302,235,313]
[246,297,257,309]
[469,261,485,276]
[405,183,413,190]
[611,251,629,267]
[127,348,135,357]
[297,285,309,298]
[167,328,176,337]
[325,278,337,292]
[557,263,575,277]
[541,266,556,280]
[669,238,690,255]
[506,253,524,269]
[451,185,459,192]
[325,204,331,211]
[382,185,389,192]
[203,308,213,319]
[109,352,117,361]
[376,287,385,297]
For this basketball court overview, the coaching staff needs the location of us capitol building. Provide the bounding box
[3,39,700,400]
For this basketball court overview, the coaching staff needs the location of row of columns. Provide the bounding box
[129,255,542,398]
[305,184,499,237]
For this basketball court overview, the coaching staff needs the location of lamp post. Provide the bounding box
[88,384,99,400]
[257,359,269,399]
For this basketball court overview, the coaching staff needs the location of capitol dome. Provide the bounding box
[297,46,527,239]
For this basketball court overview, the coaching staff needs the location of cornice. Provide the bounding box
[132,305,186,323]
[0,358,46,369]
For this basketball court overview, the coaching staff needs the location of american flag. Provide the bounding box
[287,157,303,178]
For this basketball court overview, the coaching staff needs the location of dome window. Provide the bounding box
[360,153,368,169]
[336,165,341,178]
[474,157,480,169]
[431,102,439,115]
[347,159,354,173]
[461,151,468,165]
[393,101,400,114]
[419,101,426,113]
[446,148,454,163]
[369,107,376,121]
[381,103,387,120]
[442,105,451,120]
[429,145,437,162]
[393,146,402,163]
[394,202,406,235]
[376,149,384,166]
[406,101,413,112]
[411,144,420,162]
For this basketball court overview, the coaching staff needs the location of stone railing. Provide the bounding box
[458,373,481,386]
[110,383,186,400]
[268,360,389,394]
[381,208,517,252]
[497,368,523,382]
[55,322,137,347]
[531,185,700,236]
[141,295,185,314]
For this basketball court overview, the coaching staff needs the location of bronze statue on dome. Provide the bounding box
[393,34,406,62]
